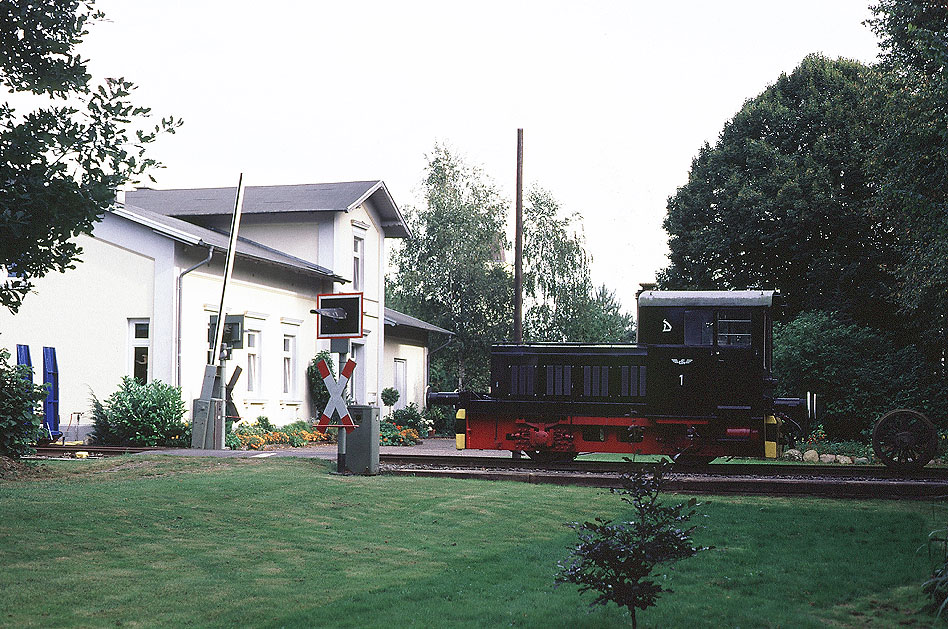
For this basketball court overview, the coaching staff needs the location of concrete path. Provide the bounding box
[147,437,514,459]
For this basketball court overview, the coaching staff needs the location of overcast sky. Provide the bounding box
[81,1,881,310]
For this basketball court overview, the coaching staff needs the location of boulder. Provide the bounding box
[836,455,853,465]
[819,453,837,464]
[803,449,820,463]
[783,449,803,462]
[854,457,870,465]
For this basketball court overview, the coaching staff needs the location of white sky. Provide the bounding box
[80,1,881,311]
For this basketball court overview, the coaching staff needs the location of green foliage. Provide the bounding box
[866,1,948,372]
[923,510,948,620]
[660,55,892,328]
[523,187,635,343]
[0,0,181,313]
[306,351,334,416]
[380,387,399,409]
[0,348,45,458]
[390,402,431,434]
[557,461,707,627]
[387,144,512,391]
[88,377,187,447]
[379,420,420,446]
[423,405,451,435]
[773,310,942,440]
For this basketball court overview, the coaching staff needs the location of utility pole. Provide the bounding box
[514,128,524,344]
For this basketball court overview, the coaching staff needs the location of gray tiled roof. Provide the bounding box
[384,308,453,336]
[114,203,345,282]
[125,181,410,238]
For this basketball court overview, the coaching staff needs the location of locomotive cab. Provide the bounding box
[636,290,774,423]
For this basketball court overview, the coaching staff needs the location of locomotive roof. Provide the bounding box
[638,290,775,307]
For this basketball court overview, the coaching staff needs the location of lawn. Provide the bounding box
[0,455,944,628]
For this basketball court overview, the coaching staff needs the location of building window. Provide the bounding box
[246,330,261,393]
[282,335,296,396]
[353,236,364,292]
[394,358,407,410]
[717,309,752,347]
[129,319,150,383]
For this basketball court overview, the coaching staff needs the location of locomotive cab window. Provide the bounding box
[717,309,752,347]
[684,310,714,346]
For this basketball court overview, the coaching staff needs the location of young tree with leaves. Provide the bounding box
[557,461,707,629]
[387,144,512,391]
[523,187,634,343]
[0,0,181,313]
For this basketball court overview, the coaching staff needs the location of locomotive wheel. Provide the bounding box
[525,450,577,464]
[872,409,937,470]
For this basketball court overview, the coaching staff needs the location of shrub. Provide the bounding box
[924,518,948,620]
[230,417,334,450]
[381,387,399,409]
[306,351,334,416]
[89,377,187,447]
[557,460,708,628]
[391,403,432,434]
[774,310,945,440]
[380,421,420,446]
[0,348,45,459]
[424,405,451,435]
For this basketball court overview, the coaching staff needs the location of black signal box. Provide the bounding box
[316,293,363,339]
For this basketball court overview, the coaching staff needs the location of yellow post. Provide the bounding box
[764,415,779,459]
[455,409,466,450]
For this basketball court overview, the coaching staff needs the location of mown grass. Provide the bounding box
[0,455,944,627]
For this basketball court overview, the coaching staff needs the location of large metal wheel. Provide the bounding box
[525,450,577,464]
[872,409,937,470]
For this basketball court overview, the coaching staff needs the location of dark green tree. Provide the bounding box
[773,310,941,440]
[867,0,948,374]
[0,0,181,313]
[387,144,512,391]
[523,187,634,343]
[659,55,894,327]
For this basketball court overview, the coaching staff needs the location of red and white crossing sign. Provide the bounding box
[314,358,357,434]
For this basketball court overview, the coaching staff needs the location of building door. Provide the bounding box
[394,358,407,410]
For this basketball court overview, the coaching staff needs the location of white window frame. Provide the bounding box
[246,329,261,393]
[282,334,296,397]
[128,318,151,383]
[353,235,365,292]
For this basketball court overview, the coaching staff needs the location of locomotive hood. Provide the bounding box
[637,290,776,308]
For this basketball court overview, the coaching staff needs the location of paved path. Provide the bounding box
[148,437,514,459]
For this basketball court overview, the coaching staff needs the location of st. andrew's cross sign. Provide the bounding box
[314,358,357,434]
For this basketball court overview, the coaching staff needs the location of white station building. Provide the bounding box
[1,181,451,437]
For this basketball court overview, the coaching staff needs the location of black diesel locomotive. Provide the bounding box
[428,290,938,469]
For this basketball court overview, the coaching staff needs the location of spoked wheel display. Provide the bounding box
[525,451,578,464]
[872,409,937,470]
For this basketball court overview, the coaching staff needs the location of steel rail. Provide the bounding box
[377,453,948,481]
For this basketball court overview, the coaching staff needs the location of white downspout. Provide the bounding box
[176,246,214,386]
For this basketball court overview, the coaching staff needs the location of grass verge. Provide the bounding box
[0,455,943,627]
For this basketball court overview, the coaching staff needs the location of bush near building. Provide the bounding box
[89,377,188,447]
[0,348,46,459]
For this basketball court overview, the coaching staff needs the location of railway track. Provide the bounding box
[27,446,948,499]
[378,453,948,499]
